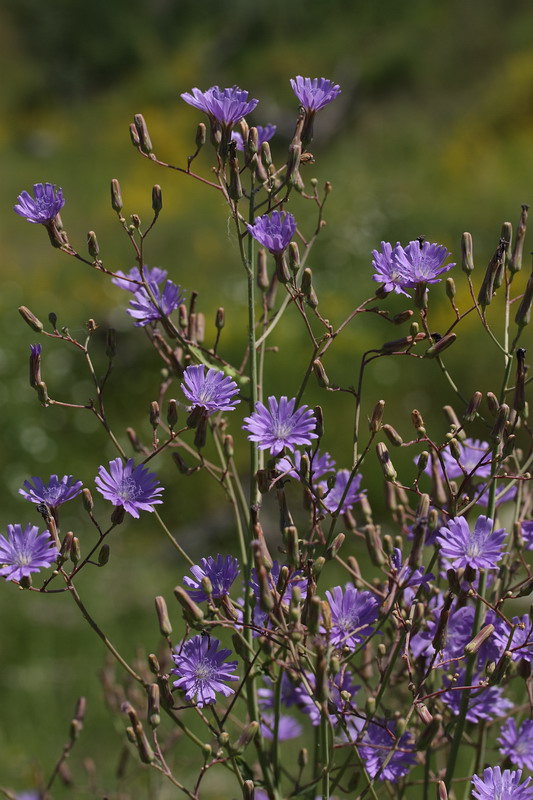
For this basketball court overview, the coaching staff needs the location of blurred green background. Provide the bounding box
[2,0,533,795]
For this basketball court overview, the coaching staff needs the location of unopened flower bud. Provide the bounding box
[166,398,178,429]
[261,141,273,168]
[515,269,533,328]
[478,238,506,308]
[148,683,160,729]
[383,424,403,447]
[228,154,243,201]
[369,400,385,433]
[133,113,153,155]
[129,123,140,148]
[110,179,123,212]
[131,213,141,229]
[462,233,474,274]
[215,307,225,331]
[151,184,162,215]
[275,252,291,284]
[257,248,269,291]
[364,524,386,567]
[490,403,509,441]
[445,277,456,300]
[411,409,426,434]
[223,434,234,459]
[464,623,494,655]
[98,544,110,566]
[486,391,500,416]
[510,204,528,275]
[327,533,345,560]
[233,721,259,754]
[70,536,81,565]
[302,267,318,308]
[425,333,457,358]
[126,427,143,453]
[463,391,482,423]
[195,123,206,149]
[488,650,512,684]
[288,242,300,273]
[194,413,208,449]
[87,230,99,259]
[283,525,300,568]
[173,585,204,623]
[19,306,44,333]
[393,309,414,325]
[111,505,126,526]
[154,596,172,637]
[242,780,255,800]
[298,748,308,768]
[313,405,324,438]
[313,359,329,388]
[307,595,322,635]
[438,779,448,800]
[60,531,74,557]
[417,451,429,474]
[376,442,397,481]
[150,401,160,430]
[312,556,325,577]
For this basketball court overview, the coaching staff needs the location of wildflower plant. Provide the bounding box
[5,74,533,800]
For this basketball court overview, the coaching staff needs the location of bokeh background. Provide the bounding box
[2,0,533,795]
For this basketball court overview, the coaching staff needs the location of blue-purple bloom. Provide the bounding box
[441,671,512,722]
[0,524,58,582]
[127,280,184,326]
[390,547,433,603]
[95,458,163,518]
[181,86,258,127]
[181,365,240,415]
[471,767,533,800]
[498,718,533,770]
[439,438,492,480]
[476,481,518,508]
[436,515,506,570]
[260,712,302,741]
[184,555,240,602]
[171,635,238,707]
[494,614,533,663]
[246,211,297,255]
[319,470,364,514]
[112,266,168,292]
[19,474,83,509]
[243,396,317,456]
[232,124,276,151]
[325,585,380,650]
[14,183,65,223]
[395,239,455,285]
[290,76,341,112]
[276,448,336,483]
[522,521,533,550]
[371,241,410,296]
[356,721,416,782]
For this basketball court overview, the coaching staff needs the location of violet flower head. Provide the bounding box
[436,514,506,570]
[171,635,238,708]
[232,124,276,151]
[394,239,455,285]
[371,241,410,296]
[246,211,297,255]
[19,474,83,509]
[112,265,168,292]
[472,767,533,800]
[498,718,533,770]
[476,481,517,508]
[357,721,416,782]
[319,470,364,514]
[181,365,240,415]
[290,76,341,112]
[181,85,258,127]
[30,343,42,357]
[390,547,433,603]
[127,280,184,326]
[494,614,533,663]
[326,585,380,650]
[0,523,58,582]
[95,457,163,518]
[276,448,336,483]
[14,183,65,223]
[441,670,512,722]
[243,396,317,456]
[260,712,302,741]
[522,520,533,550]
[440,437,492,480]
[184,555,240,603]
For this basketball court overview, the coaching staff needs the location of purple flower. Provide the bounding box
[357,721,416,782]
[390,548,433,603]
[184,555,240,602]
[181,365,240,415]
[494,614,533,663]
[127,280,184,327]
[95,457,163,518]
[290,76,341,112]
[319,470,364,514]
[371,241,410,296]
[0,524,58,582]
[112,266,168,292]
[243,396,317,456]
[325,585,380,650]
[232,124,276,151]
[475,481,518,508]
[472,767,533,800]
[498,718,533,770]
[19,474,83,509]
[394,240,455,285]
[294,668,359,726]
[171,635,238,707]
[260,712,302,741]
[440,438,492,480]
[246,211,297,255]
[276,448,336,483]
[522,521,533,550]
[436,515,506,570]
[14,183,65,223]
[30,343,42,357]
[181,85,258,127]
[441,671,512,722]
